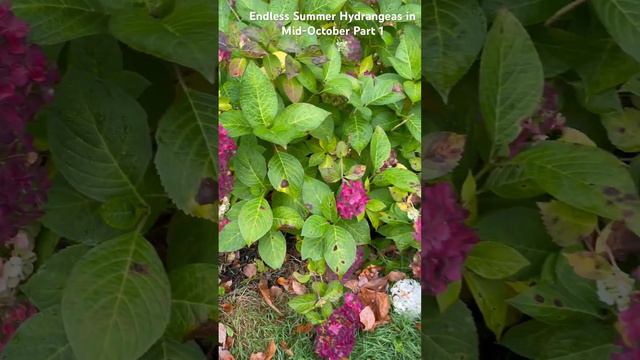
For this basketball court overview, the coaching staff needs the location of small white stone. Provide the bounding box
[390,279,421,320]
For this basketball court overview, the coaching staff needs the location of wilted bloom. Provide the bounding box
[0,136,50,244]
[218,124,236,199]
[380,149,398,171]
[336,180,368,219]
[390,279,421,319]
[0,300,37,351]
[614,294,640,359]
[315,293,363,360]
[509,83,565,156]
[337,34,362,63]
[423,182,478,295]
[218,33,230,63]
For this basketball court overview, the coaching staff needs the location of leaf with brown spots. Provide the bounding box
[258,278,283,315]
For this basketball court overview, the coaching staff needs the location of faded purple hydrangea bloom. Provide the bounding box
[315,293,364,360]
[336,180,368,220]
[218,125,236,200]
[0,136,49,243]
[0,300,37,352]
[0,3,58,136]
[423,182,478,295]
[1,4,56,243]
[509,83,565,157]
[338,34,362,63]
[218,33,231,63]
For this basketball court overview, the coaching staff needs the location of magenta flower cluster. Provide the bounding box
[336,180,368,220]
[0,3,56,243]
[509,83,565,156]
[0,3,58,137]
[614,295,640,359]
[218,124,236,200]
[315,293,363,360]
[0,300,37,351]
[423,182,478,295]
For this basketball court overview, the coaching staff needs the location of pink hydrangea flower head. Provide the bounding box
[314,294,364,360]
[422,182,478,295]
[336,180,368,220]
[0,300,37,351]
[218,124,237,199]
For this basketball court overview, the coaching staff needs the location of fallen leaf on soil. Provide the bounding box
[358,288,390,326]
[250,340,277,360]
[344,279,359,292]
[243,263,258,278]
[295,323,314,334]
[265,340,276,360]
[222,303,234,314]
[290,279,307,295]
[258,278,283,315]
[361,277,388,292]
[219,323,227,346]
[386,271,406,282]
[277,277,289,287]
[221,280,233,293]
[359,306,376,331]
[270,285,283,298]
[225,335,235,350]
[219,348,235,360]
[280,340,294,357]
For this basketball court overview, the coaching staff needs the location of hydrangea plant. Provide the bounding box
[0,0,217,358]
[218,0,422,279]
[426,1,640,359]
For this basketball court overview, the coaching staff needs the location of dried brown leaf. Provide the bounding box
[386,271,406,282]
[219,349,235,360]
[243,263,258,278]
[295,323,314,334]
[270,285,284,298]
[280,340,294,357]
[222,303,234,314]
[265,340,276,360]
[258,279,283,315]
[359,306,376,331]
[249,352,265,360]
[219,323,227,346]
[291,279,307,295]
[358,288,390,326]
